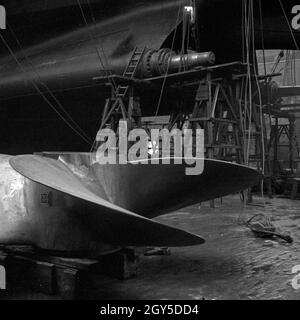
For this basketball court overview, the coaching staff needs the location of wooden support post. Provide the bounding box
[55,267,79,300]
[0,246,141,299]
[289,118,295,173]
[274,117,278,164]
[206,72,215,209]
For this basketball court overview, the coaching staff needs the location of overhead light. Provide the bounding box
[184,6,195,24]
[0,5,6,30]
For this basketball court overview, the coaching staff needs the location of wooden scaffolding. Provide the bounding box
[95,61,298,200]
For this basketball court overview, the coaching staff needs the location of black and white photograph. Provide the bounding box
[0,0,299,305]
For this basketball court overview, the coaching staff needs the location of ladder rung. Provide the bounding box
[212,118,237,124]
[189,117,237,124]
[243,131,262,135]
[122,47,145,78]
[116,85,128,96]
[206,144,241,149]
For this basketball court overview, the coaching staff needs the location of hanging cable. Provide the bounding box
[278,0,300,51]
[258,0,272,153]
[251,1,265,174]
[7,23,93,144]
[239,0,267,214]
[154,0,184,118]
[84,0,117,87]
[76,0,117,91]
[293,51,297,86]
[252,0,269,204]
[244,0,253,166]
[0,33,93,146]
[251,2,266,204]
[258,0,267,81]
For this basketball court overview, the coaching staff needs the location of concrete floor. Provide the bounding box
[1,195,300,300]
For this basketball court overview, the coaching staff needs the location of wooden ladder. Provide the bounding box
[115,47,146,99]
[98,47,146,132]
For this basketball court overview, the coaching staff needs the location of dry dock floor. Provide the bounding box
[1,195,300,300]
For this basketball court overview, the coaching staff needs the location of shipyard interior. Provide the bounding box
[0,0,300,301]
